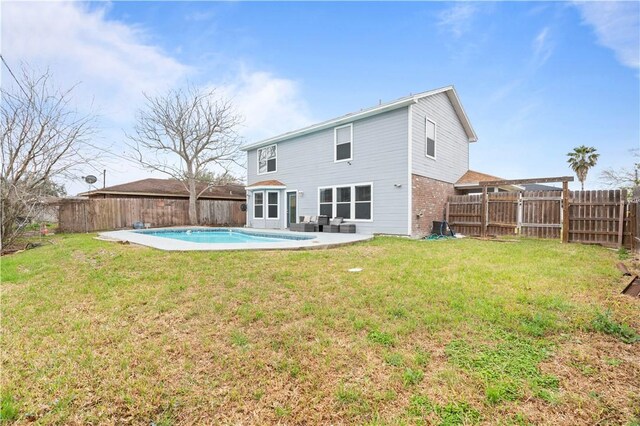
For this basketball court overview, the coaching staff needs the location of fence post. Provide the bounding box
[618,190,626,248]
[83,201,88,233]
[516,192,523,235]
[445,202,450,223]
[632,201,638,252]
[561,181,569,243]
[481,187,487,237]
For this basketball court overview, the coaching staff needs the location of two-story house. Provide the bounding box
[241,86,478,237]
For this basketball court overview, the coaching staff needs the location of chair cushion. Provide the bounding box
[310,216,318,223]
[330,217,343,226]
[302,215,311,223]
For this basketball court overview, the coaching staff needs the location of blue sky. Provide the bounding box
[3,1,639,194]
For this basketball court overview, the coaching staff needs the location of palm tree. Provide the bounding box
[567,145,599,191]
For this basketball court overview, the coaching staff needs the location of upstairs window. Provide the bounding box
[258,144,277,174]
[426,119,436,159]
[334,124,352,162]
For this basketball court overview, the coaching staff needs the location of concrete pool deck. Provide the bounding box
[98,227,373,251]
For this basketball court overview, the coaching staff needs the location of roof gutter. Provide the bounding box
[245,185,287,190]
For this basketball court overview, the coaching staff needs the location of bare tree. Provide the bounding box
[1,65,96,251]
[128,86,243,224]
[180,169,244,186]
[599,149,639,192]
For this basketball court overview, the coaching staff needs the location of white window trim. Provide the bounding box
[286,190,298,225]
[317,182,373,222]
[334,123,353,163]
[425,118,437,160]
[318,187,333,219]
[257,144,278,175]
[253,190,264,219]
[266,190,280,220]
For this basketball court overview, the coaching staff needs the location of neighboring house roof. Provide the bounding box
[455,170,524,191]
[80,178,246,200]
[456,170,503,185]
[241,85,477,151]
[522,183,562,191]
[246,180,286,189]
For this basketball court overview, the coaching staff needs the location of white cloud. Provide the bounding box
[1,1,314,193]
[1,1,191,124]
[438,3,477,38]
[574,1,640,69]
[487,28,553,105]
[185,9,216,22]
[214,68,314,143]
[531,26,554,69]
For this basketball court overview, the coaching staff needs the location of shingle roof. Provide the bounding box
[456,170,504,185]
[522,183,562,191]
[83,178,246,200]
[241,86,477,151]
[246,180,286,188]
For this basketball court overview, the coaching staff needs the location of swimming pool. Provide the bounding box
[135,228,315,244]
[99,227,372,251]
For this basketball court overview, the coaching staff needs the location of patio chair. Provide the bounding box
[290,215,317,232]
[323,217,343,233]
[315,215,329,231]
[339,223,356,233]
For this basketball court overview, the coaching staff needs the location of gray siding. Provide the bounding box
[411,93,469,183]
[246,107,410,235]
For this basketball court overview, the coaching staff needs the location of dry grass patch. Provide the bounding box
[1,234,639,424]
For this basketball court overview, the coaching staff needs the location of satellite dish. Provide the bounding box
[84,175,97,184]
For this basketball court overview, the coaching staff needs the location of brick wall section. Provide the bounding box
[412,174,456,237]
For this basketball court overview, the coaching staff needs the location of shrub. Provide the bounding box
[592,311,639,344]
[367,330,394,346]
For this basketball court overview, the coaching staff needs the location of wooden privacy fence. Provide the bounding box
[446,189,636,249]
[58,198,246,233]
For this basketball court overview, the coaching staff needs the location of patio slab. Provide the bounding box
[98,227,373,251]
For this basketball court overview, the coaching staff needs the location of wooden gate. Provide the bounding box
[520,191,562,239]
[449,191,563,238]
[486,192,518,235]
[446,194,481,236]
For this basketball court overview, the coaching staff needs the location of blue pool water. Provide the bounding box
[136,228,314,244]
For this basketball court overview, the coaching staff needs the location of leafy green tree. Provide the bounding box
[567,145,599,191]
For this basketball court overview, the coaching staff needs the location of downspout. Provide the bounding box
[407,103,413,237]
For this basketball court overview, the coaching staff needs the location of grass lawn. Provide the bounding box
[1,234,639,424]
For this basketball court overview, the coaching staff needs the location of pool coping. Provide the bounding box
[98,226,373,251]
